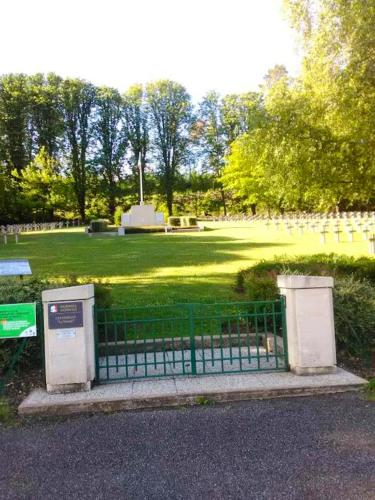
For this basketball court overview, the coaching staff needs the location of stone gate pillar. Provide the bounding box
[42,284,95,393]
[277,275,337,375]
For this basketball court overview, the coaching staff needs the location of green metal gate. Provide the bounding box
[94,298,288,384]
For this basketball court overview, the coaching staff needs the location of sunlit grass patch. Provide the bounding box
[0,222,371,306]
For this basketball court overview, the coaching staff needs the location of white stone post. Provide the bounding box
[42,284,95,393]
[277,275,337,375]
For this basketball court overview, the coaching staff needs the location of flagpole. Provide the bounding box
[138,153,144,205]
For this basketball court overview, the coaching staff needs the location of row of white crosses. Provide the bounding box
[0,219,82,244]
[204,211,375,254]
[259,211,375,254]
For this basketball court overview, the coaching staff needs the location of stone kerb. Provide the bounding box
[42,284,95,393]
[277,275,336,376]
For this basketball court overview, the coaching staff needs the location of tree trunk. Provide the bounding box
[167,192,173,216]
[77,188,86,223]
[220,188,227,216]
[250,203,257,215]
[108,197,116,220]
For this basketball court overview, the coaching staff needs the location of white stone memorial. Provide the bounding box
[120,204,164,227]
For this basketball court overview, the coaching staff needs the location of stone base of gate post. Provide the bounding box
[277,275,337,375]
[42,284,95,393]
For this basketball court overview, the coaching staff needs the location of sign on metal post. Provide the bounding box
[0,259,32,277]
[0,303,37,338]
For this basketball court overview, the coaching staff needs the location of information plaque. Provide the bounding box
[48,301,83,330]
[0,259,32,277]
[0,303,37,338]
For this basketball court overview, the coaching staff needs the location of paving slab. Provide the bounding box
[18,367,367,416]
[98,346,284,379]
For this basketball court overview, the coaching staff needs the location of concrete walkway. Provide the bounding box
[18,367,367,416]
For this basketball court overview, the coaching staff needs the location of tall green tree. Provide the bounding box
[28,73,64,159]
[198,91,228,213]
[61,79,96,221]
[94,86,127,217]
[0,73,32,175]
[198,90,265,214]
[123,84,149,203]
[0,163,19,224]
[222,75,344,213]
[284,0,375,207]
[221,92,265,145]
[146,80,193,215]
[14,147,63,220]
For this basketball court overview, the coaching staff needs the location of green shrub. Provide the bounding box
[180,216,197,227]
[187,217,197,227]
[235,254,375,361]
[90,219,109,232]
[240,254,375,284]
[366,379,375,400]
[242,275,278,301]
[0,398,13,425]
[333,276,375,362]
[168,216,181,227]
[0,276,112,309]
[168,216,197,227]
[114,207,123,226]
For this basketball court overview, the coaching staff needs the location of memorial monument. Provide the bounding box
[120,154,164,227]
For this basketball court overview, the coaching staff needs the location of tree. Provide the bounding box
[198,90,266,214]
[0,74,31,175]
[94,86,127,217]
[198,91,227,213]
[146,80,193,215]
[14,148,62,220]
[0,163,19,224]
[224,0,375,213]
[284,0,375,208]
[263,65,289,90]
[61,79,96,221]
[123,84,149,203]
[28,73,64,159]
[223,76,345,213]
[221,92,265,145]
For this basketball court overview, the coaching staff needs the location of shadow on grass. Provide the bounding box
[103,272,254,307]
[0,232,292,279]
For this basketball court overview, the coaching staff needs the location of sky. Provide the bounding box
[0,0,301,101]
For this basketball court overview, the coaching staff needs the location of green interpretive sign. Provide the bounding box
[0,303,37,338]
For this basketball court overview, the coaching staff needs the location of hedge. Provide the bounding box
[168,216,197,227]
[168,217,181,227]
[234,254,375,361]
[90,219,110,232]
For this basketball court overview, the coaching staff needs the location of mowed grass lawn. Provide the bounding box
[0,221,372,306]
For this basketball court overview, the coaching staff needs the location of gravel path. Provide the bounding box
[1,393,374,499]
